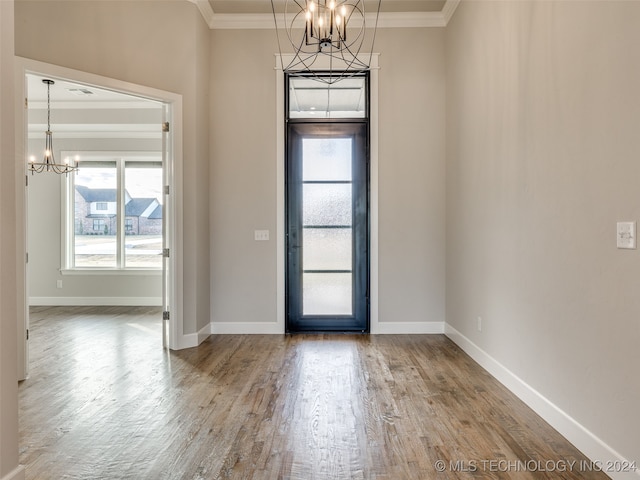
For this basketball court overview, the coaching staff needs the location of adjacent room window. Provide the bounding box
[66,154,163,270]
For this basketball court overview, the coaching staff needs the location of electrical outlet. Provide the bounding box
[254,230,270,241]
[617,222,636,249]
[56,280,63,289]
[477,316,482,332]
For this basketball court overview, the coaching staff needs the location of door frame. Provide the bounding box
[275,53,380,334]
[15,57,184,378]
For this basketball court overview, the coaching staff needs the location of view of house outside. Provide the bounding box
[73,162,163,269]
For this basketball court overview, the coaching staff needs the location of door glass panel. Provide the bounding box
[300,135,355,317]
[73,162,117,268]
[303,228,352,271]
[124,161,163,268]
[302,138,352,181]
[303,273,352,315]
[303,184,352,226]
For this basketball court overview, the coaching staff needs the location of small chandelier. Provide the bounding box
[271,0,381,84]
[28,79,78,175]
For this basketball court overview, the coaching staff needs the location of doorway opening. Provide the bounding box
[17,60,180,379]
[285,73,370,333]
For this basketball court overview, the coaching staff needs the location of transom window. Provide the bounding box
[65,153,163,270]
[288,75,367,119]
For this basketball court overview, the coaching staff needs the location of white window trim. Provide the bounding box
[62,151,163,273]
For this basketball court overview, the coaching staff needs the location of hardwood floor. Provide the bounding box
[20,307,609,479]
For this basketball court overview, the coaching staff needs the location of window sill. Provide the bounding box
[61,269,162,276]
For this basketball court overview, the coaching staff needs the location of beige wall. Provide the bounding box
[376,28,446,325]
[446,0,640,464]
[15,0,211,334]
[209,28,446,328]
[210,29,280,325]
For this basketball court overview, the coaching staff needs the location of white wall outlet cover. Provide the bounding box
[616,221,636,249]
[254,230,270,241]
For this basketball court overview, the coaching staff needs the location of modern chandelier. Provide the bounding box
[28,79,78,175]
[270,0,381,84]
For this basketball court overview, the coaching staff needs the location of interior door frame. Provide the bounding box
[275,53,380,334]
[15,57,184,379]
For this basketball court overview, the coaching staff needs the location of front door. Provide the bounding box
[286,122,369,332]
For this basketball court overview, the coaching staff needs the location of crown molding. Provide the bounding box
[189,0,215,28]
[442,0,462,25]
[196,0,461,30]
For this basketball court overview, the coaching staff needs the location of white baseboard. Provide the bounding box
[173,322,213,350]
[208,321,444,335]
[373,321,444,334]
[1,466,25,480]
[211,322,283,335]
[29,296,162,306]
[445,324,639,480]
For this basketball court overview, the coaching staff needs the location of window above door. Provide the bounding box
[288,75,367,119]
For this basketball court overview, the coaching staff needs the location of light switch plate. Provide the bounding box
[254,230,270,241]
[616,222,636,249]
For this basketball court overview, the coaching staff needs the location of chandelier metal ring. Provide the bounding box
[272,0,381,84]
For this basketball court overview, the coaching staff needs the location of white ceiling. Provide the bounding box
[191,0,460,29]
[209,0,447,14]
[27,74,162,140]
[27,74,159,108]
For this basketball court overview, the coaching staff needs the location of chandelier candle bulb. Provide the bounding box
[342,5,347,39]
[329,0,335,35]
[309,1,315,37]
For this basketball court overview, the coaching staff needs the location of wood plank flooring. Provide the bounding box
[20,306,609,479]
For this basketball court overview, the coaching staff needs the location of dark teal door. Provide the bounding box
[286,122,369,332]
